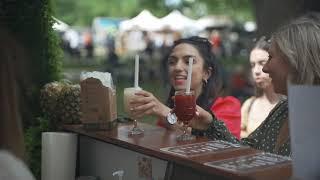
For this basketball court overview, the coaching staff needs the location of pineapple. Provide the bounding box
[56,84,82,124]
[40,81,82,126]
[40,81,64,123]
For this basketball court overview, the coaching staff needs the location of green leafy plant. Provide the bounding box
[25,117,51,180]
[2,0,63,178]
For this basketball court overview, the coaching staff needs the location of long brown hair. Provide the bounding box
[250,36,271,97]
[0,27,29,160]
[272,12,320,85]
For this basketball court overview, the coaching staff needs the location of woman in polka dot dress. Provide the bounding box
[190,12,320,157]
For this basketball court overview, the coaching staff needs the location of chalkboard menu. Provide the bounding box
[160,140,243,157]
[204,152,291,173]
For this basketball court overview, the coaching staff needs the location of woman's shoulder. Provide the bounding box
[0,150,35,180]
[262,98,288,124]
[272,98,288,112]
[241,96,256,111]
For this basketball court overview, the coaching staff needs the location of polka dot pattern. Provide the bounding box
[192,99,291,157]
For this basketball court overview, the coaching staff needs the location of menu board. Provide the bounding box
[160,140,243,157]
[204,152,291,173]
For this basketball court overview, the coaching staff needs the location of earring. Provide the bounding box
[203,79,208,86]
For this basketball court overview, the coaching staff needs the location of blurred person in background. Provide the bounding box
[0,27,35,180]
[83,30,94,58]
[129,36,242,139]
[105,34,119,76]
[210,30,224,58]
[230,65,253,103]
[63,28,80,57]
[241,37,282,138]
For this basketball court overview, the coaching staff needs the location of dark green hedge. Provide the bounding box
[3,0,63,126]
[3,0,62,84]
[1,0,62,178]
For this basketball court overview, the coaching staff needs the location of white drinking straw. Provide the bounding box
[186,57,193,93]
[134,54,139,88]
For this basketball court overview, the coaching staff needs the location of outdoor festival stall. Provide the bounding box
[60,70,292,180]
[63,122,292,180]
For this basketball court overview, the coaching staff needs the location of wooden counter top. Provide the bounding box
[63,122,292,179]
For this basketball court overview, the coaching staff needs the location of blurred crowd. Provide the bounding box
[54,13,257,103]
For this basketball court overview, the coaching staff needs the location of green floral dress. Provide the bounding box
[192,99,291,156]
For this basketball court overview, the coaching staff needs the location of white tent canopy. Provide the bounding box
[120,10,204,32]
[119,10,161,31]
[119,9,235,34]
[158,10,197,31]
[52,17,69,32]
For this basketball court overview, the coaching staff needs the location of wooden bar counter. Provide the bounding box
[63,122,292,180]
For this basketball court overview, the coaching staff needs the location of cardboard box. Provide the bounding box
[80,77,117,130]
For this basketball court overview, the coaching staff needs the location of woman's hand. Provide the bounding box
[189,105,213,130]
[129,90,170,119]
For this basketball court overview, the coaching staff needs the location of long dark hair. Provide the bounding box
[165,36,225,111]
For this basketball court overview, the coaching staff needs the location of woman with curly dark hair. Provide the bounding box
[129,36,241,138]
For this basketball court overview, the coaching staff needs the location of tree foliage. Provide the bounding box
[198,0,254,21]
[52,0,254,26]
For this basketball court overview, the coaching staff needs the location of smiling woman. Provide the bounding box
[129,36,241,139]
[263,13,320,92]
[167,43,211,99]
[190,12,320,157]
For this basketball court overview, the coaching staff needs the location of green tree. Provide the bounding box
[198,0,253,21]
[52,0,254,26]
[53,0,140,25]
